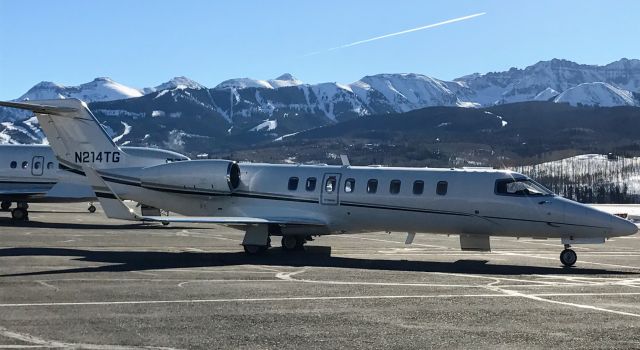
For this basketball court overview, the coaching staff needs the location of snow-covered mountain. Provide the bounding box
[0,77,145,123]
[2,58,640,148]
[553,82,638,107]
[143,76,205,94]
[455,58,640,106]
[216,73,304,90]
[18,77,143,102]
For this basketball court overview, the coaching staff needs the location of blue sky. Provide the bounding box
[1,0,639,100]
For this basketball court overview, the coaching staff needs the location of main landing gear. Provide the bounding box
[560,244,577,267]
[88,203,97,213]
[11,202,29,221]
[1,201,11,211]
[281,236,307,252]
[241,225,312,255]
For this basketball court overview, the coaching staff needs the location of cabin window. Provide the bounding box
[325,177,337,193]
[413,180,424,195]
[367,179,378,194]
[288,177,299,191]
[344,178,355,193]
[495,178,553,197]
[47,162,54,169]
[34,161,41,170]
[436,181,448,196]
[21,161,28,169]
[389,180,401,194]
[305,177,317,191]
[10,161,17,169]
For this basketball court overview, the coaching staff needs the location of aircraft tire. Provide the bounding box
[560,249,577,267]
[281,236,304,251]
[243,245,267,255]
[17,202,29,210]
[11,208,28,221]
[88,205,97,213]
[1,201,11,211]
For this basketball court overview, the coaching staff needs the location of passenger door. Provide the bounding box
[31,156,44,176]
[321,173,341,205]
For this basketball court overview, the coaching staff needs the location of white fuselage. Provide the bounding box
[101,162,636,239]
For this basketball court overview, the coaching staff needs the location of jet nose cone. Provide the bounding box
[610,216,639,236]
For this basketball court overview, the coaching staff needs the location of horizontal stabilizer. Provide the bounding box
[0,100,78,115]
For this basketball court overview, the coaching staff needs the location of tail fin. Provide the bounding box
[0,99,126,170]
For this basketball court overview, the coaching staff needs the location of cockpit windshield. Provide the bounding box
[495,178,554,197]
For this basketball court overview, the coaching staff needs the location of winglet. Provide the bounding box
[82,166,139,221]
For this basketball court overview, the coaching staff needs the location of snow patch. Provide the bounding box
[112,121,132,143]
[250,119,278,132]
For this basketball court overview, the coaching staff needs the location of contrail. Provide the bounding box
[303,12,486,57]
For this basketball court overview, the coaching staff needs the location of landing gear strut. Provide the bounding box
[560,244,577,267]
[242,225,271,255]
[88,203,97,213]
[281,236,306,251]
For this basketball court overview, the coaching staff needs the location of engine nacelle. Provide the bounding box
[139,160,241,194]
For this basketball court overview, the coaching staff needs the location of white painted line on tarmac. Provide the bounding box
[495,251,640,270]
[2,292,640,309]
[0,326,179,350]
[176,279,283,288]
[494,288,640,318]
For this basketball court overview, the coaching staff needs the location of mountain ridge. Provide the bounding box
[2,58,640,155]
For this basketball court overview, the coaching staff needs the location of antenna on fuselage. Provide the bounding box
[340,154,350,167]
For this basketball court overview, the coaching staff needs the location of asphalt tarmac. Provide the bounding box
[1,203,639,349]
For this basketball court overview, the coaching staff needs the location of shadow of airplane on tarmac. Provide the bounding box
[0,246,635,277]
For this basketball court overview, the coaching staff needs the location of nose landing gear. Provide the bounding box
[560,244,577,267]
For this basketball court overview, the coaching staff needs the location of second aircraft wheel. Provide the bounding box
[1,201,11,211]
[281,236,305,251]
[560,249,577,267]
[243,245,267,255]
[11,208,28,221]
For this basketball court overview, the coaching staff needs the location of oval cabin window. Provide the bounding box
[367,179,378,194]
[413,180,424,195]
[390,180,401,194]
[288,177,299,191]
[306,177,316,191]
[436,181,448,196]
[344,178,355,193]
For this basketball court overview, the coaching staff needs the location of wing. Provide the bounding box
[82,166,327,226]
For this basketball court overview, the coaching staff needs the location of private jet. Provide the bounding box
[0,142,188,220]
[1,99,637,267]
